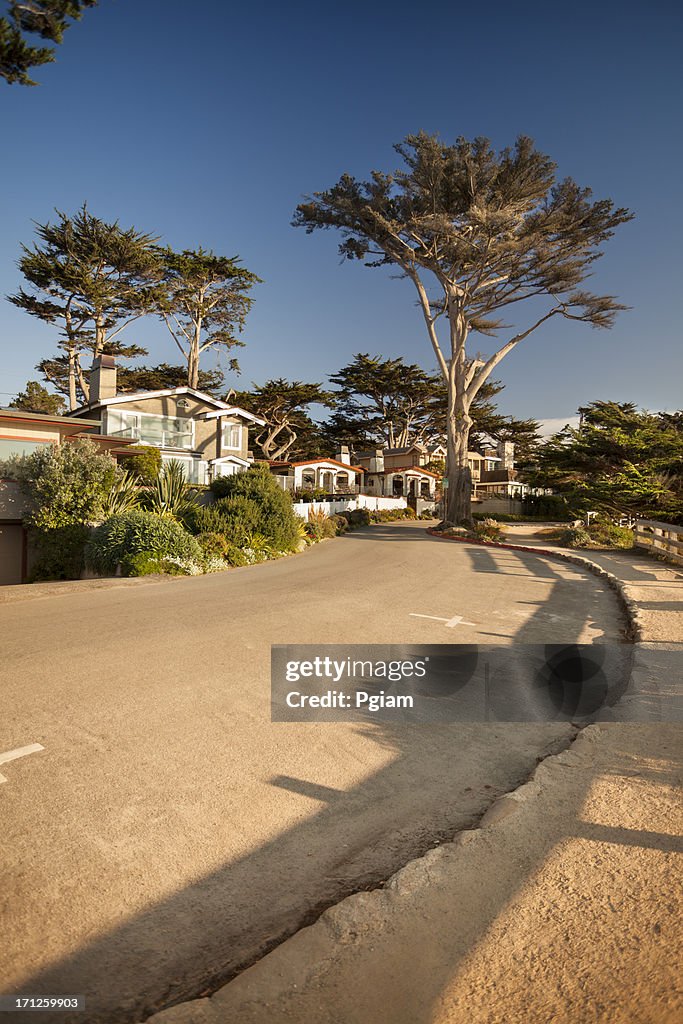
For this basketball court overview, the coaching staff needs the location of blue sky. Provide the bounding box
[1,0,681,426]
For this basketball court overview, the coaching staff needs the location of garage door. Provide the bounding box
[0,523,24,585]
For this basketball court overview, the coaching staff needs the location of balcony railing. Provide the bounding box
[109,427,194,449]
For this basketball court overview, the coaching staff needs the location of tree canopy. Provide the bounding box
[232,378,334,461]
[295,131,632,523]
[1,1,96,85]
[9,379,66,414]
[154,246,260,390]
[9,205,159,407]
[530,401,683,523]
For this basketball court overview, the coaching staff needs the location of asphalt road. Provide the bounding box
[0,523,627,1024]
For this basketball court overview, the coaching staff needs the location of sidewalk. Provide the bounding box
[140,539,682,1024]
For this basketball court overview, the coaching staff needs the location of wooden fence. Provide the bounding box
[634,519,683,565]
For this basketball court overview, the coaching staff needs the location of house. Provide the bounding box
[0,406,117,585]
[472,441,528,500]
[354,447,439,500]
[68,355,265,484]
[269,446,364,494]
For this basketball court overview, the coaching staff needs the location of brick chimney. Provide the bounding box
[90,354,117,403]
[337,444,351,465]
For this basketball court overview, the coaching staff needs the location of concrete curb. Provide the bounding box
[426,528,643,642]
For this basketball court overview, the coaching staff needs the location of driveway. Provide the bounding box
[0,524,627,1023]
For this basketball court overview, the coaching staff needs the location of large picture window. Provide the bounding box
[107,409,194,449]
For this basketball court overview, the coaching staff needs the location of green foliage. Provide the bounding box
[117,363,224,395]
[119,446,162,484]
[0,0,96,86]
[101,470,140,517]
[9,380,65,414]
[369,507,419,522]
[196,531,230,558]
[520,494,571,520]
[560,525,592,549]
[232,378,334,461]
[28,524,90,581]
[207,465,301,550]
[338,508,371,529]
[586,518,634,549]
[154,246,260,388]
[532,402,683,524]
[330,513,349,534]
[472,517,504,542]
[295,132,632,525]
[10,204,157,408]
[140,460,200,524]
[86,510,202,575]
[304,509,338,541]
[11,438,116,529]
[121,552,180,577]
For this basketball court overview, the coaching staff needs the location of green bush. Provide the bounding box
[472,517,504,542]
[141,460,200,524]
[560,524,592,548]
[9,438,116,529]
[119,446,162,484]
[102,470,140,517]
[196,531,230,558]
[521,494,571,520]
[330,513,349,534]
[587,518,634,549]
[86,510,202,575]
[339,508,371,529]
[29,524,91,581]
[206,465,300,551]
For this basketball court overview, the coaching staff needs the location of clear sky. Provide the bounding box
[1,0,681,426]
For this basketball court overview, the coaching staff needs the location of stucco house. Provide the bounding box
[354,447,439,499]
[68,355,264,484]
[269,446,364,494]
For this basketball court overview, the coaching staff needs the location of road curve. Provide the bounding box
[0,524,627,1023]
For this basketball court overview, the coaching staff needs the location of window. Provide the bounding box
[222,421,242,450]
[107,409,194,449]
[0,438,49,460]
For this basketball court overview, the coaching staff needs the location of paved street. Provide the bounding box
[0,523,627,1023]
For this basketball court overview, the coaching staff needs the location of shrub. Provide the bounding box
[587,518,634,549]
[521,494,571,520]
[339,508,371,529]
[330,513,349,534]
[196,531,230,558]
[102,470,140,517]
[119,446,162,484]
[207,465,301,551]
[304,509,337,541]
[141,460,200,524]
[28,524,91,581]
[86,510,202,575]
[560,524,592,548]
[472,517,504,542]
[10,438,116,529]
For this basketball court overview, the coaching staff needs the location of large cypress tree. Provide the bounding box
[295,132,633,525]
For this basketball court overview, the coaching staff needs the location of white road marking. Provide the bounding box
[410,613,476,629]
[0,743,44,783]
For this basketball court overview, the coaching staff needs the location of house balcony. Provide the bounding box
[109,426,194,449]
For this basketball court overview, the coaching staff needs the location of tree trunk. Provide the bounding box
[187,346,199,389]
[445,413,474,525]
[67,348,77,411]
